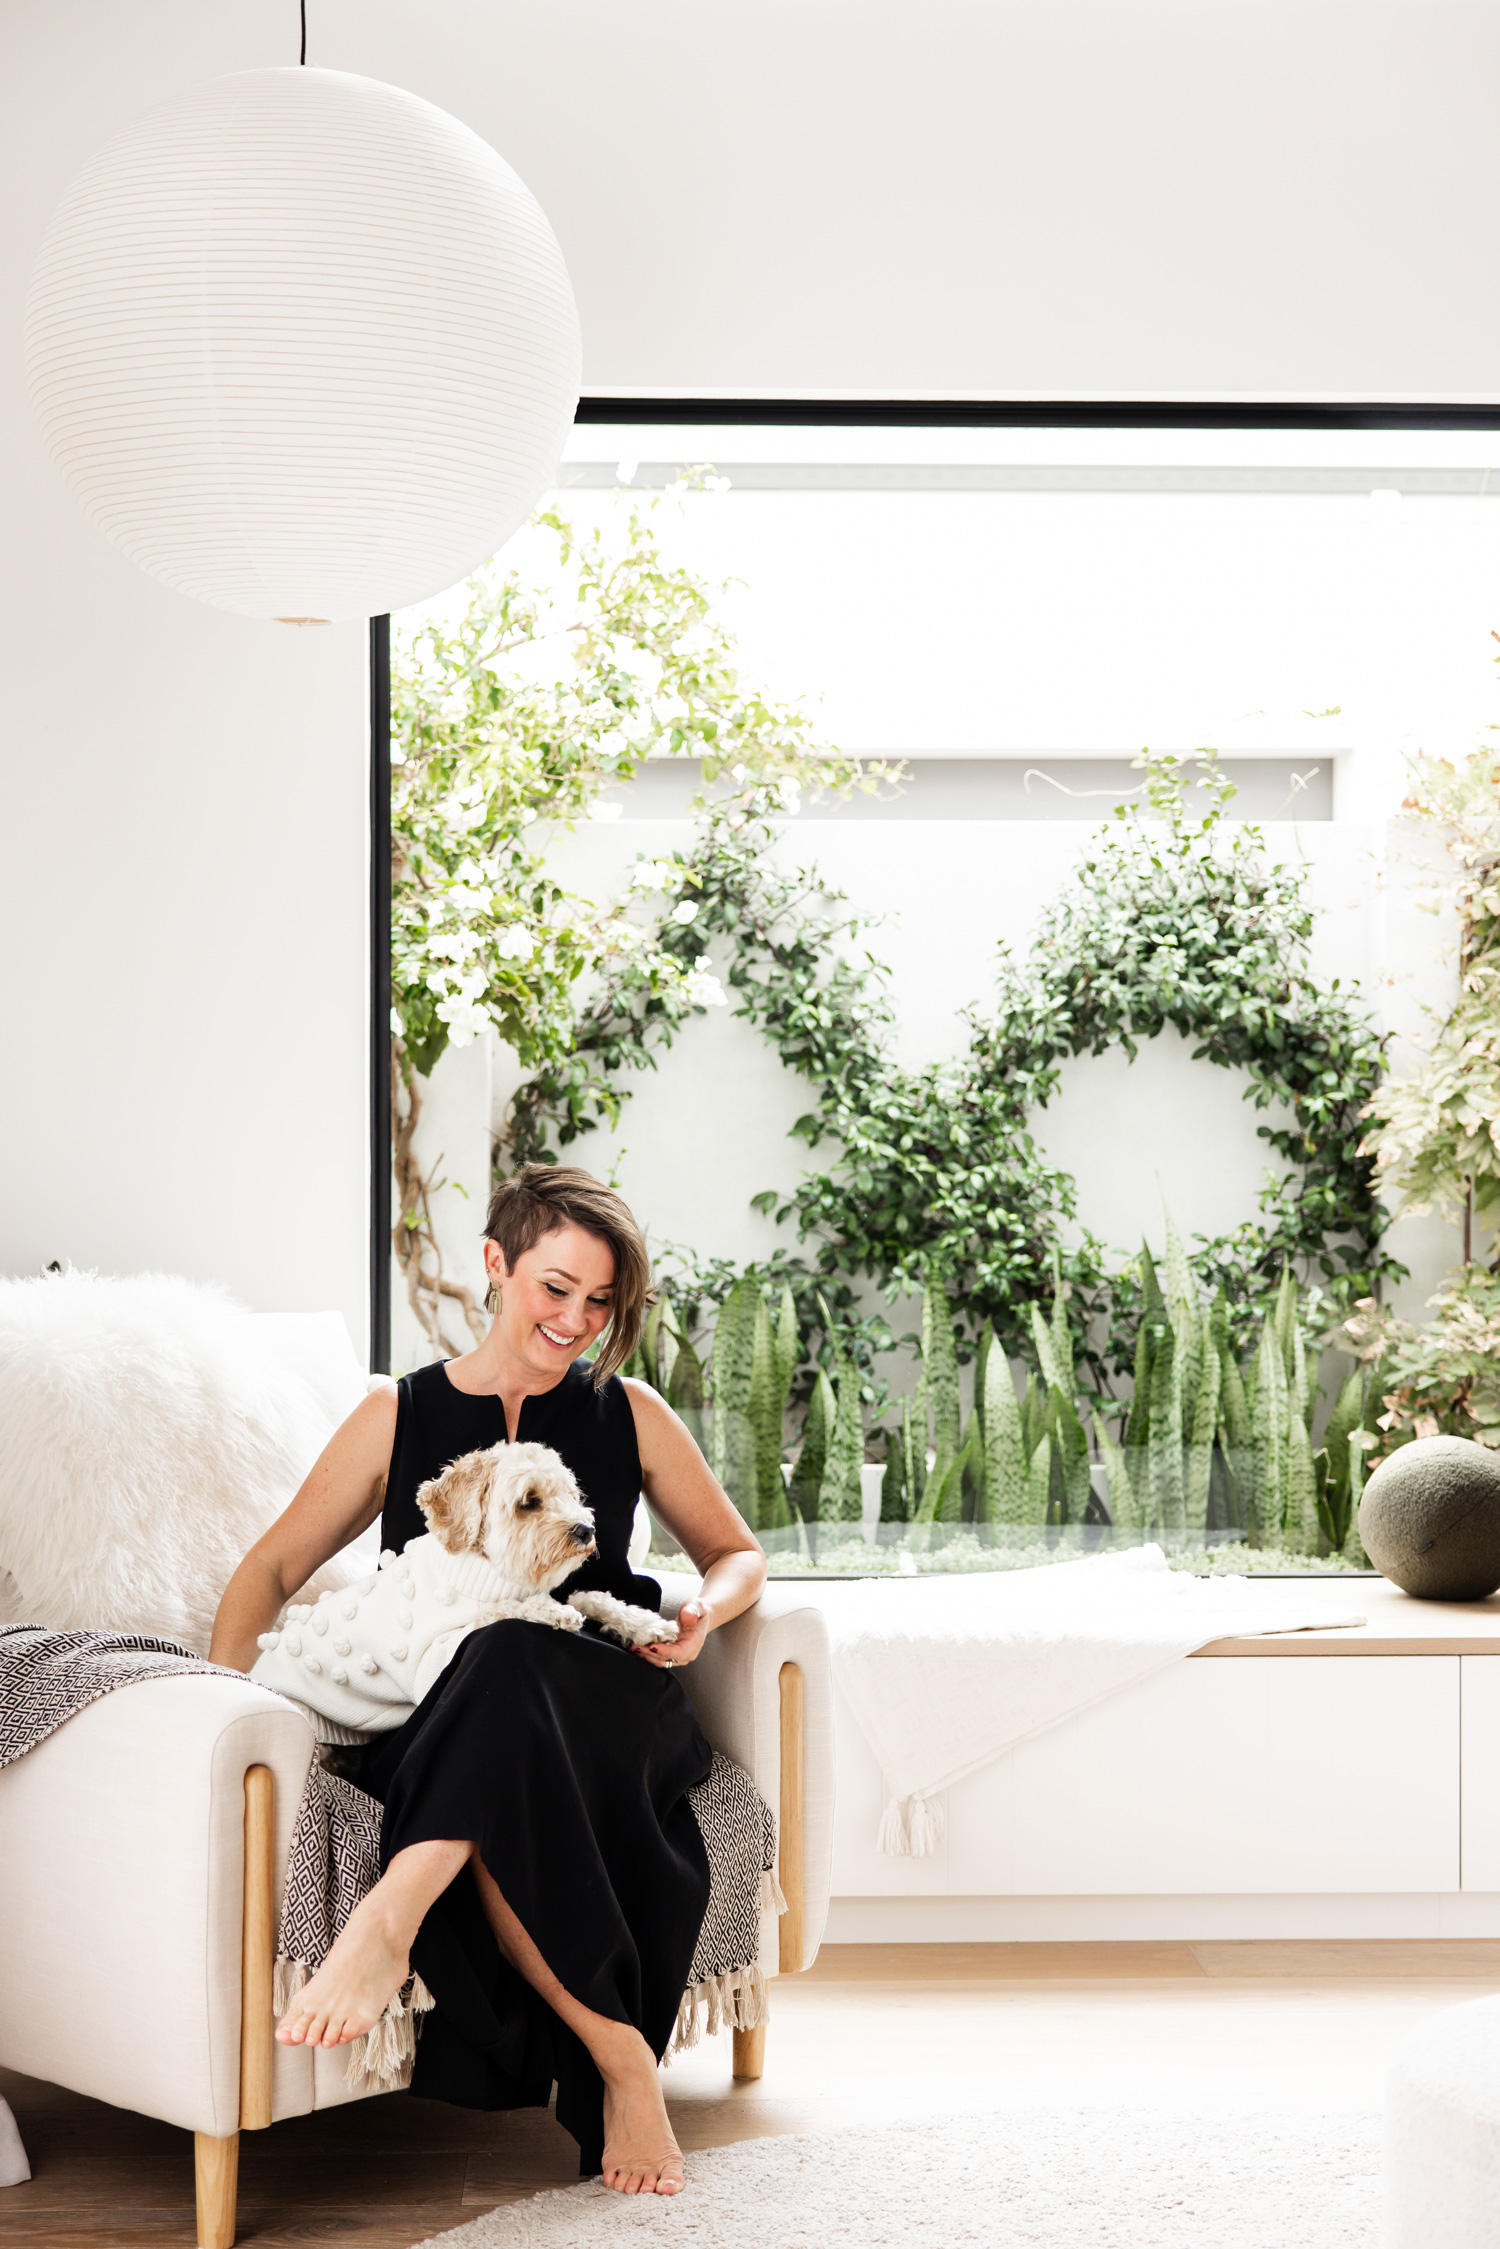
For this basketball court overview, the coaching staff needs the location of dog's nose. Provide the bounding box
[569,1522,596,1547]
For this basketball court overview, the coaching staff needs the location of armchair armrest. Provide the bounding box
[657,1579,834,1970]
[0,1674,317,2137]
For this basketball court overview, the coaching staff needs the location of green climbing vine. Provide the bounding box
[543,751,1396,1384]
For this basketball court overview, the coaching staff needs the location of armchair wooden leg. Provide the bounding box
[777,1662,805,1973]
[733,1662,806,2083]
[193,1764,275,2248]
[195,2130,239,2249]
[240,1764,276,2132]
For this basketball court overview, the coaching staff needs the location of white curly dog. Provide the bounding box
[251,1439,676,1734]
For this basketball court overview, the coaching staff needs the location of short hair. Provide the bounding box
[483,1165,652,1387]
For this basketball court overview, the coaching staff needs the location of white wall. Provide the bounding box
[1,4,370,1351]
[6,0,1495,1368]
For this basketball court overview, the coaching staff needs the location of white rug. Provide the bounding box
[418,2107,1381,2247]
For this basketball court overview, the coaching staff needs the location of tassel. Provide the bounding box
[877,1795,910,1855]
[342,1973,432,2094]
[669,1996,700,2058]
[760,1868,789,1914]
[273,1955,310,2014]
[666,1963,770,2058]
[905,1794,940,1856]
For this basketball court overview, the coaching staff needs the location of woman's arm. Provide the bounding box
[622,1379,767,1668]
[208,1385,399,1672]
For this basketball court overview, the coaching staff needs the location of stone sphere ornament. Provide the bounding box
[1359,1436,1500,1602]
[23,68,581,622]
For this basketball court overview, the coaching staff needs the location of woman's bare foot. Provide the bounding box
[599,2030,684,2195]
[276,1895,411,2050]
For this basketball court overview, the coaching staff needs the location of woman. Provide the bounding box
[209,1166,766,2198]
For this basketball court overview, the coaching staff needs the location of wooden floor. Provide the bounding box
[5,1940,1500,2248]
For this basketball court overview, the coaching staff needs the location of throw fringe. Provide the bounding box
[272,1953,436,2095]
[878,1790,942,1857]
[273,1955,309,2015]
[760,1867,788,1914]
[666,1962,767,2059]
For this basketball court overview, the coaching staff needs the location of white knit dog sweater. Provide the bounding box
[250,1536,586,1733]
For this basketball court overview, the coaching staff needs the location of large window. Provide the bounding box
[384,408,1500,1573]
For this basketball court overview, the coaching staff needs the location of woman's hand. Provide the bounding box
[637,1599,710,1669]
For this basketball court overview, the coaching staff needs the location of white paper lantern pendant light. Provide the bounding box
[23,19,581,623]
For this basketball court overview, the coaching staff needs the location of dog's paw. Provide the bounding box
[567,1590,679,1648]
[520,1594,584,1632]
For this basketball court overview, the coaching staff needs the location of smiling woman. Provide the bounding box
[209,1163,766,2195]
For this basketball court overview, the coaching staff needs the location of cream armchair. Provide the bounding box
[0,1583,832,2249]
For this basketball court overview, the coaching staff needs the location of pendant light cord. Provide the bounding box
[299,0,307,64]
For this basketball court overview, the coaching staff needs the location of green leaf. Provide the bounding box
[1285,1408,1320,1555]
[824,1347,866,1524]
[1029,1299,1071,1396]
[1026,1425,1054,1524]
[879,1424,908,1523]
[748,1293,791,1531]
[1250,1315,1289,1547]
[709,1279,759,1519]
[790,1369,834,1525]
[1315,1365,1365,1542]
[1185,1328,1221,1538]
[1019,1373,1048,1464]
[665,1327,706,1452]
[901,1395,928,1519]
[982,1329,1031,1527]
[1148,1321,1183,1532]
[1053,1391,1092,1525]
[921,1276,962,1468]
[772,1283,799,1402]
[1095,1416,1135,1530]
[915,1426,975,1524]
[1160,1197,1194,1309]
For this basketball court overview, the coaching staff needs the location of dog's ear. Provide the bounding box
[417,1449,492,1554]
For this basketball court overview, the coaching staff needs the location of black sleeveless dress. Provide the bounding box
[355,1359,711,2174]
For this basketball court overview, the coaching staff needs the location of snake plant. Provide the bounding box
[1113,1210,1375,1559]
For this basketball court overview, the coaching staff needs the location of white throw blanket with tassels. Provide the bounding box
[820,1544,1366,1855]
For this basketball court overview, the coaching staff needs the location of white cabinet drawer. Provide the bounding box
[1461,1656,1500,1889]
[946,1656,1458,1895]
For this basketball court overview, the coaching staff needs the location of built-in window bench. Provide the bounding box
[823,1580,1500,1943]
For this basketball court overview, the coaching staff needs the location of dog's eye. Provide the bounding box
[517,1489,541,1511]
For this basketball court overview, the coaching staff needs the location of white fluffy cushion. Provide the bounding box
[0,1272,373,1654]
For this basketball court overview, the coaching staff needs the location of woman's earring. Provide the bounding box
[485,1282,500,1316]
